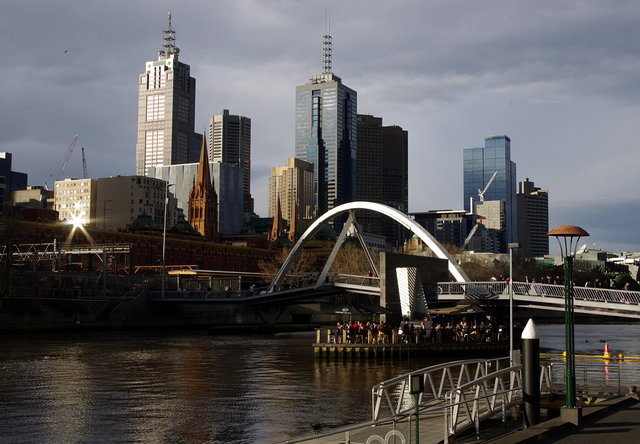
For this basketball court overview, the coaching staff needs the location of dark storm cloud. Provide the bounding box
[1,0,639,251]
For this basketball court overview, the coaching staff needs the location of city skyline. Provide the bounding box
[1,1,639,252]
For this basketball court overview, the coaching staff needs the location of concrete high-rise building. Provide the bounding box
[355,115,408,246]
[410,210,475,248]
[54,178,97,225]
[517,178,549,256]
[55,176,178,231]
[295,31,357,216]
[463,135,517,252]
[268,158,314,223]
[0,152,27,208]
[95,176,177,231]
[207,110,253,214]
[135,14,196,176]
[11,186,54,209]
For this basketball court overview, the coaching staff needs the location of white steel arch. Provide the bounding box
[268,201,469,292]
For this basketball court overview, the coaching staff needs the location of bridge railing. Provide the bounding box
[332,273,380,287]
[438,281,640,305]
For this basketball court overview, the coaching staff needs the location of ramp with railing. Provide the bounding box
[438,281,640,319]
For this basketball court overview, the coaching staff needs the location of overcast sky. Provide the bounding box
[2,0,639,252]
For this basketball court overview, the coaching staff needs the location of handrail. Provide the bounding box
[371,357,509,421]
[438,281,640,306]
[444,365,522,441]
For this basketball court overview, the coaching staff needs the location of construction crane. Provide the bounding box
[462,216,485,249]
[478,171,498,202]
[45,134,79,190]
[469,171,498,214]
[81,147,88,179]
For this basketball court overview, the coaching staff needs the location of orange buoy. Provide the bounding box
[603,343,611,359]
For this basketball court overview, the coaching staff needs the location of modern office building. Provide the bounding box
[54,178,97,225]
[207,110,253,214]
[355,115,408,246]
[0,152,28,208]
[516,178,549,256]
[268,158,314,223]
[147,161,243,235]
[463,135,517,252]
[135,14,197,176]
[295,31,357,216]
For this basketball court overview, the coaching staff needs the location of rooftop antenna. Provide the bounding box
[322,10,332,74]
[160,12,179,58]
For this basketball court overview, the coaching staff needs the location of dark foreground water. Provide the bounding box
[1,323,639,443]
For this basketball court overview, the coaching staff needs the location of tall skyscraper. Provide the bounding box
[295,31,357,216]
[463,135,517,252]
[355,115,408,246]
[207,110,253,214]
[135,14,196,176]
[268,158,314,223]
[517,178,549,256]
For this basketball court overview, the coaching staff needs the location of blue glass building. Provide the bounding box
[463,135,517,251]
[295,34,357,217]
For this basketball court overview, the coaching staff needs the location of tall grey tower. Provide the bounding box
[135,13,196,176]
[295,25,357,216]
[207,110,253,214]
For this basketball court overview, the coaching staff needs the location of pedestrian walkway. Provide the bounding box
[485,395,639,444]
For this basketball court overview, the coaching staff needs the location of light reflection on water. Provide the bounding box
[0,324,638,443]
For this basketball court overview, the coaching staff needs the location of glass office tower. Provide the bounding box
[295,34,357,216]
[463,135,517,251]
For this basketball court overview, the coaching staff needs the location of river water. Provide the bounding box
[1,323,639,443]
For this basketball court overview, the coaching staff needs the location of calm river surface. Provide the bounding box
[1,323,639,443]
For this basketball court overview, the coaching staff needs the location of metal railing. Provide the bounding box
[548,358,640,397]
[371,357,509,422]
[285,357,553,443]
[444,365,522,442]
[332,273,380,287]
[438,281,640,305]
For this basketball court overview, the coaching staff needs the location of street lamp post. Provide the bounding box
[161,182,174,298]
[548,225,589,409]
[507,242,519,365]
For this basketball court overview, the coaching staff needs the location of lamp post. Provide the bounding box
[409,374,424,444]
[161,182,174,298]
[548,225,589,409]
[507,242,520,366]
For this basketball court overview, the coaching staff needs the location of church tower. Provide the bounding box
[188,138,218,240]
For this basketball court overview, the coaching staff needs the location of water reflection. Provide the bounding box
[0,324,638,443]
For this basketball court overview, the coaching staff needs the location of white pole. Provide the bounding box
[507,242,519,366]
[509,246,513,365]
[161,182,172,297]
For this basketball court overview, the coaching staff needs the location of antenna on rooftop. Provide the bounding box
[322,10,332,74]
[160,12,179,58]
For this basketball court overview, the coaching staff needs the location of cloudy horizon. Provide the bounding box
[2,0,639,253]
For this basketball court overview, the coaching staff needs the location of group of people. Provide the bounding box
[431,320,503,343]
[329,318,505,345]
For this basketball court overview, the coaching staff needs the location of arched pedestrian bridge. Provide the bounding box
[151,201,640,320]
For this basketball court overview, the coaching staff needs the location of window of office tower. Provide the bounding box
[146,94,165,121]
